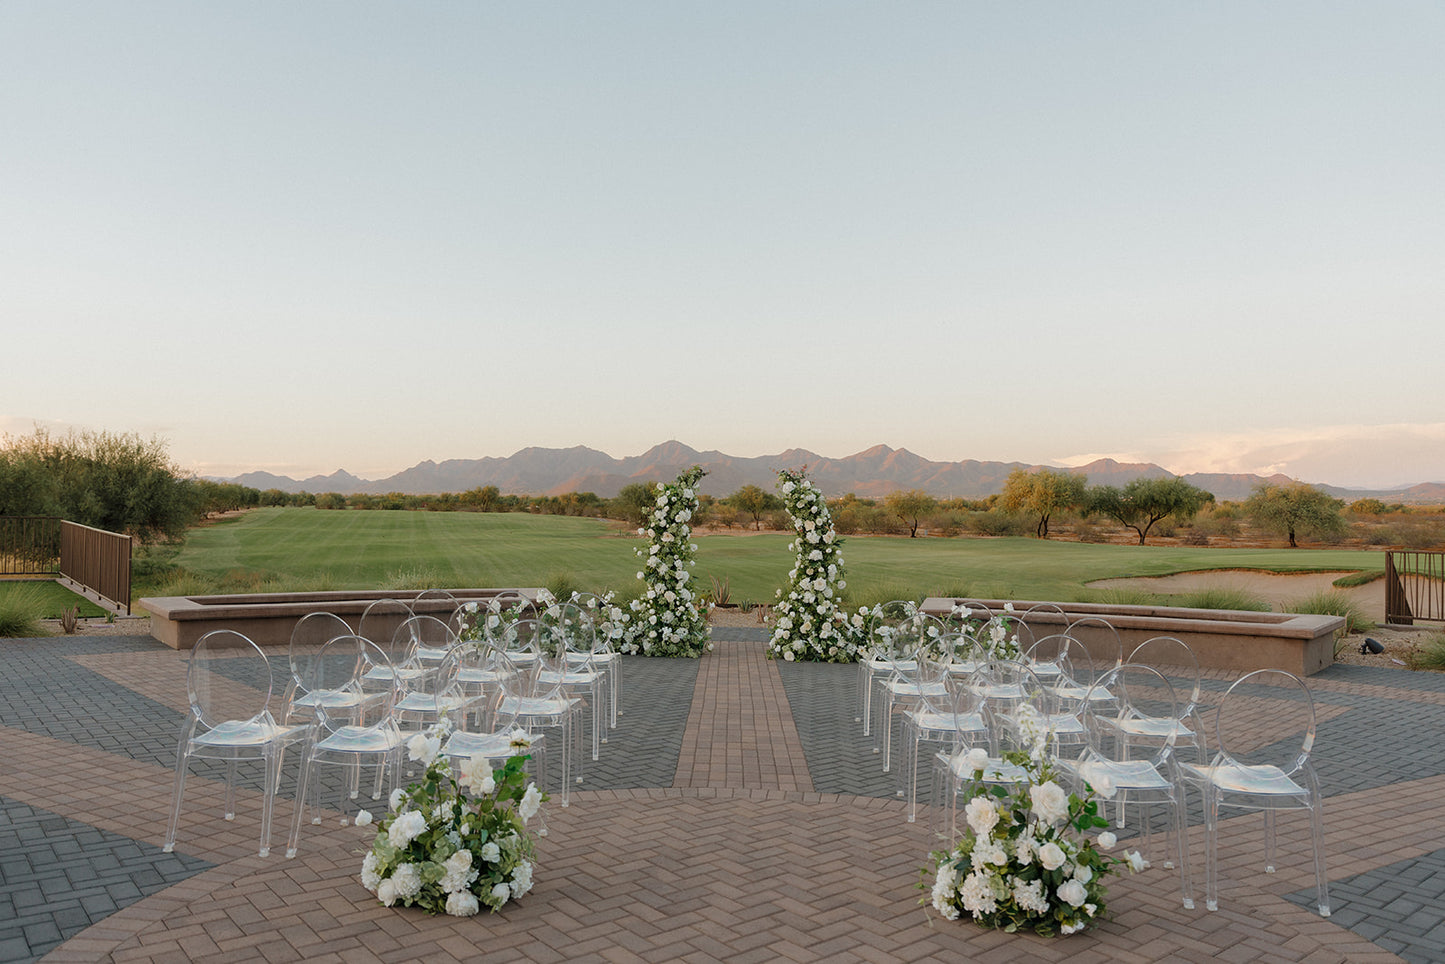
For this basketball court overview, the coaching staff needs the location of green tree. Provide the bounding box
[1244,481,1347,548]
[726,484,782,530]
[883,489,937,538]
[611,482,657,528]
[1088,477,1214,545]
[999,467,1087,539]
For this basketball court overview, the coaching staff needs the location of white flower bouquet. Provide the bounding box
[927,742,1146,936]
[359,724,546,916]
[620,466,712,658]
[950,602,1024,662]
[767,468,862,663]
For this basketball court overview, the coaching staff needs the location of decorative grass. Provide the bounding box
[1167,587,1271,612]
[0,583,51,637]
[0,579,109,622]
[1412,634,1445,672]
[1285,589,1374,635]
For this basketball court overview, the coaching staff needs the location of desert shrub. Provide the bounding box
[1284,589,1373,634]
[964,510,1031,538]
[1393,519,1445,549]
[1182,529,1209,546]
[1153,519,1178,538]
[1192,513,1240,539]
[1072,519,1109,544]
[0,583,51,637]
[1349,498,1387,516]
[1364,527,1395,546]
[1168,587,1271,612]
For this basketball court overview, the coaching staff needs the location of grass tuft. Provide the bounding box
[1285,589,1374,635]
[1412,634,1445,671]
[0,583,52,637]
[1332,571,1385,589]
[1168,587,1271,612]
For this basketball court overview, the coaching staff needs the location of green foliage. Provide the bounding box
[1244,481,1347,548]
[1087,477,1213,545]
[999,468,1087,539]
[1412,634,1445,671]
[0,583,53,636]
[726,484,783,531]
[883,489,938,538]
[0,580,107,620]
[1084,587,1162,607]
[1,428,199,542]
[1168,587,1271,612]
[1284,589,1373,634]
[1349,498,1388,515]
[610,482,658,529]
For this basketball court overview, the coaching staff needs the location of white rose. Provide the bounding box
[964,796,998,837]
[1038,841,1067,870]
[354,809,373,827]
[445,891,480,916]
[1057,878,1088,907]
[1097,831,1117,850]
[1030,781,1070,825]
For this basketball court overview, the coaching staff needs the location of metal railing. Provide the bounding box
[0,516,62,575]
[0,516,132,614]
[1385,550,1445,626]
[59,521,132,614]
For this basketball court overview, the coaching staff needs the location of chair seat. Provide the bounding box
[394,692,469,715]
[192,718,306,749]
[1182,761,1308,797]
[445,730,540,761]
[906,709,986,734]
[500,695,579,717]
[316,724,404,754]
[1074,758,1174,793]
[946,750,1027,784]
[536,669,601,687]
[1110,716,1196,741]
[291,689,372,712]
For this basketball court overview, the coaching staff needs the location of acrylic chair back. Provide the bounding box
[357,597,414,650]
[188,629,276,729]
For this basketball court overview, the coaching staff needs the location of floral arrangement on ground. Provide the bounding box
[358,723,546,916]
[620,466,712,657]
[768,468,862,663]
[926,712,1147,936]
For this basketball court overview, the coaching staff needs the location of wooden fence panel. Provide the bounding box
[59,521,133,614]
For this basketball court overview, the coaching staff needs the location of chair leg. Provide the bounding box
[286,748,313,858]
[1204,785,1220,912]
[163,759,188,853]
[1311,798,1330,917]
[224,759,238,820]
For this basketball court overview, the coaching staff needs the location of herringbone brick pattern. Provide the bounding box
[0,632,1436,962]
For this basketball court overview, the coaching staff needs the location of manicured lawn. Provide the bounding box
[0,579,111,618]
[159,507,1388,607]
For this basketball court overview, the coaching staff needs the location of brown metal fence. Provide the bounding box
[59,521,132,614]
[0,516,62,575]
[1385,550,1445,626]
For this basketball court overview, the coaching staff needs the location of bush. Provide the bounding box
[964,510,1031,538]
[0,583,51,637]
[1412,634,1445,672]
[1285,590,1373,634]
[1168,587,1271,612]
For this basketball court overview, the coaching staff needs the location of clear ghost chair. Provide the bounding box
[357,596,414,649]
[1180,669,1330,917]
[1019,635,1092,759]
[395,612,459,667]
[900,650,988,823]
[495,619,582,806]
[930,661,1043,840]
[164,630,309,858]
[393,644,470,736]
[283,611,384,727]
[1065,663,1194,908]
[856,599,919,733]
[1117,636,1209,765]
[875,614,948,772]
[411,588,459,621]
[286,635,406,857]
[535,602,606,761]
[569,591,624,730]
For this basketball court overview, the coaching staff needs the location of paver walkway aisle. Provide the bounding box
[672,639,812,791]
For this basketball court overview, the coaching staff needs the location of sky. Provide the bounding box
[3,2,1443,490]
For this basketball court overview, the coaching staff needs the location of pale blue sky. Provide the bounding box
[3,2,1443,489]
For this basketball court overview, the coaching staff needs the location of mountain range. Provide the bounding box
[218,441,1445,504]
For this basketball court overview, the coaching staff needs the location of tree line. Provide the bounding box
[0,428,1408,549]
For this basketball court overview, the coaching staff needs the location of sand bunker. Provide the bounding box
[1089,569,1384,622]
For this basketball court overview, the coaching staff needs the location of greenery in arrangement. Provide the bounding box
[619,467,711,657]
[927,710,1147,936]
[359,724,545,916]
[767,469,862,663]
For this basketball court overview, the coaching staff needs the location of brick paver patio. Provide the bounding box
[3,628,1443,962]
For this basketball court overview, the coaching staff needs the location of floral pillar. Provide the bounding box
[622,465,711,657]
[768,468,861,662]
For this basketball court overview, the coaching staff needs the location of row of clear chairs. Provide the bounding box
[917,630,1329,917]
[164,592,620,860]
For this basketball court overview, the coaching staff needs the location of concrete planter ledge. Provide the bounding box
[920,597,1345,677]
[139,588,541,650]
